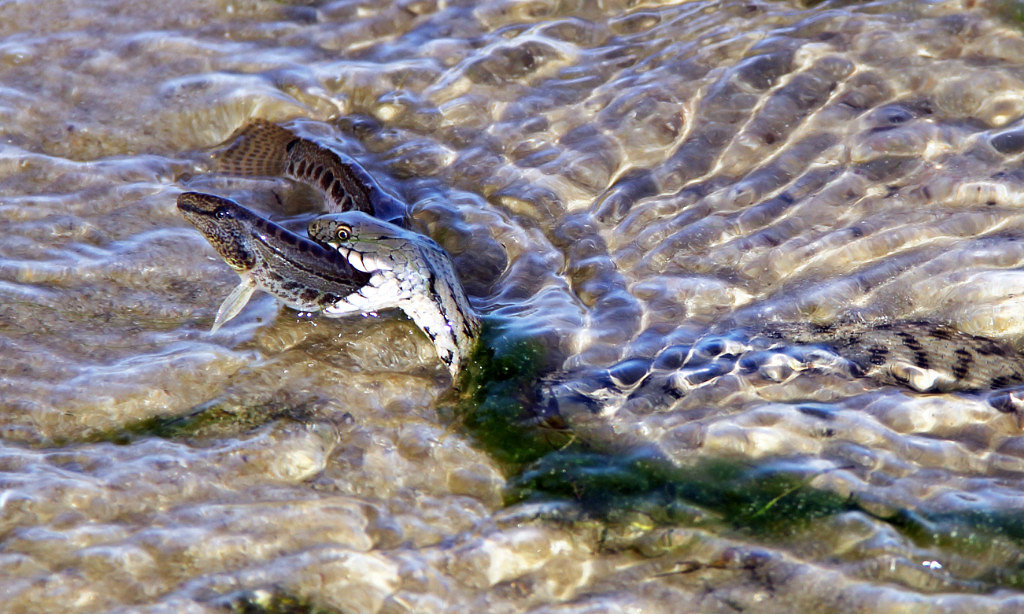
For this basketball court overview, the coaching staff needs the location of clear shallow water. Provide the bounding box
[6,0,1024,611]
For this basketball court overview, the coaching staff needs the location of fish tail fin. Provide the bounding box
[213,119,296,177]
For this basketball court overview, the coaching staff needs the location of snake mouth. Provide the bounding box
[250,231,369,286]
[178,126,479,379]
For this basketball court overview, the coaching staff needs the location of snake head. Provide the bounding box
[308,211,405,247]
[307,211,414,274]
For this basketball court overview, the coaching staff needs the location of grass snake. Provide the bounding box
[179,121,1024,424]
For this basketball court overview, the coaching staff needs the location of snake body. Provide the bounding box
[181,121,1024,413]
[541,320,1024,430]
[308,212,480,378]
[765,320,1024,393]
[215,119,405,221]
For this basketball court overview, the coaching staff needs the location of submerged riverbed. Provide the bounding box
[5,0,1024,611]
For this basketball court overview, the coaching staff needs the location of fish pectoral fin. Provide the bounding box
[211,276,258,333]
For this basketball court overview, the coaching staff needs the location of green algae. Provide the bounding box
[998,0,1024,25]
[448,322,1024,591]
[79,396,325,445]
[450,320,853,538]
[509,448,1024,591]
[889,509,1024,589]
[447,319,578,467]
[225,588,337,614]
[510,451,855,538]
[452,322,853,537]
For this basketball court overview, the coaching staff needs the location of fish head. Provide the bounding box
[177,192,258,272]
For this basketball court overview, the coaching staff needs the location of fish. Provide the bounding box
[212,119,406,222]
[176,191,371,332]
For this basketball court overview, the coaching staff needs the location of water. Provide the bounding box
[5,0,1024,611]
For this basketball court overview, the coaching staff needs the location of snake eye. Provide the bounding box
[336,225,351,241]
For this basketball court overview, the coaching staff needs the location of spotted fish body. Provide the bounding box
[214,119,405,222]
[307,211,480,379]
[176,192,370,331]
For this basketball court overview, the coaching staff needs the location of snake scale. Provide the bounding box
[179,120,1024,422]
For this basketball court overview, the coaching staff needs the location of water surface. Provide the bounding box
[5,0,1024,611]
